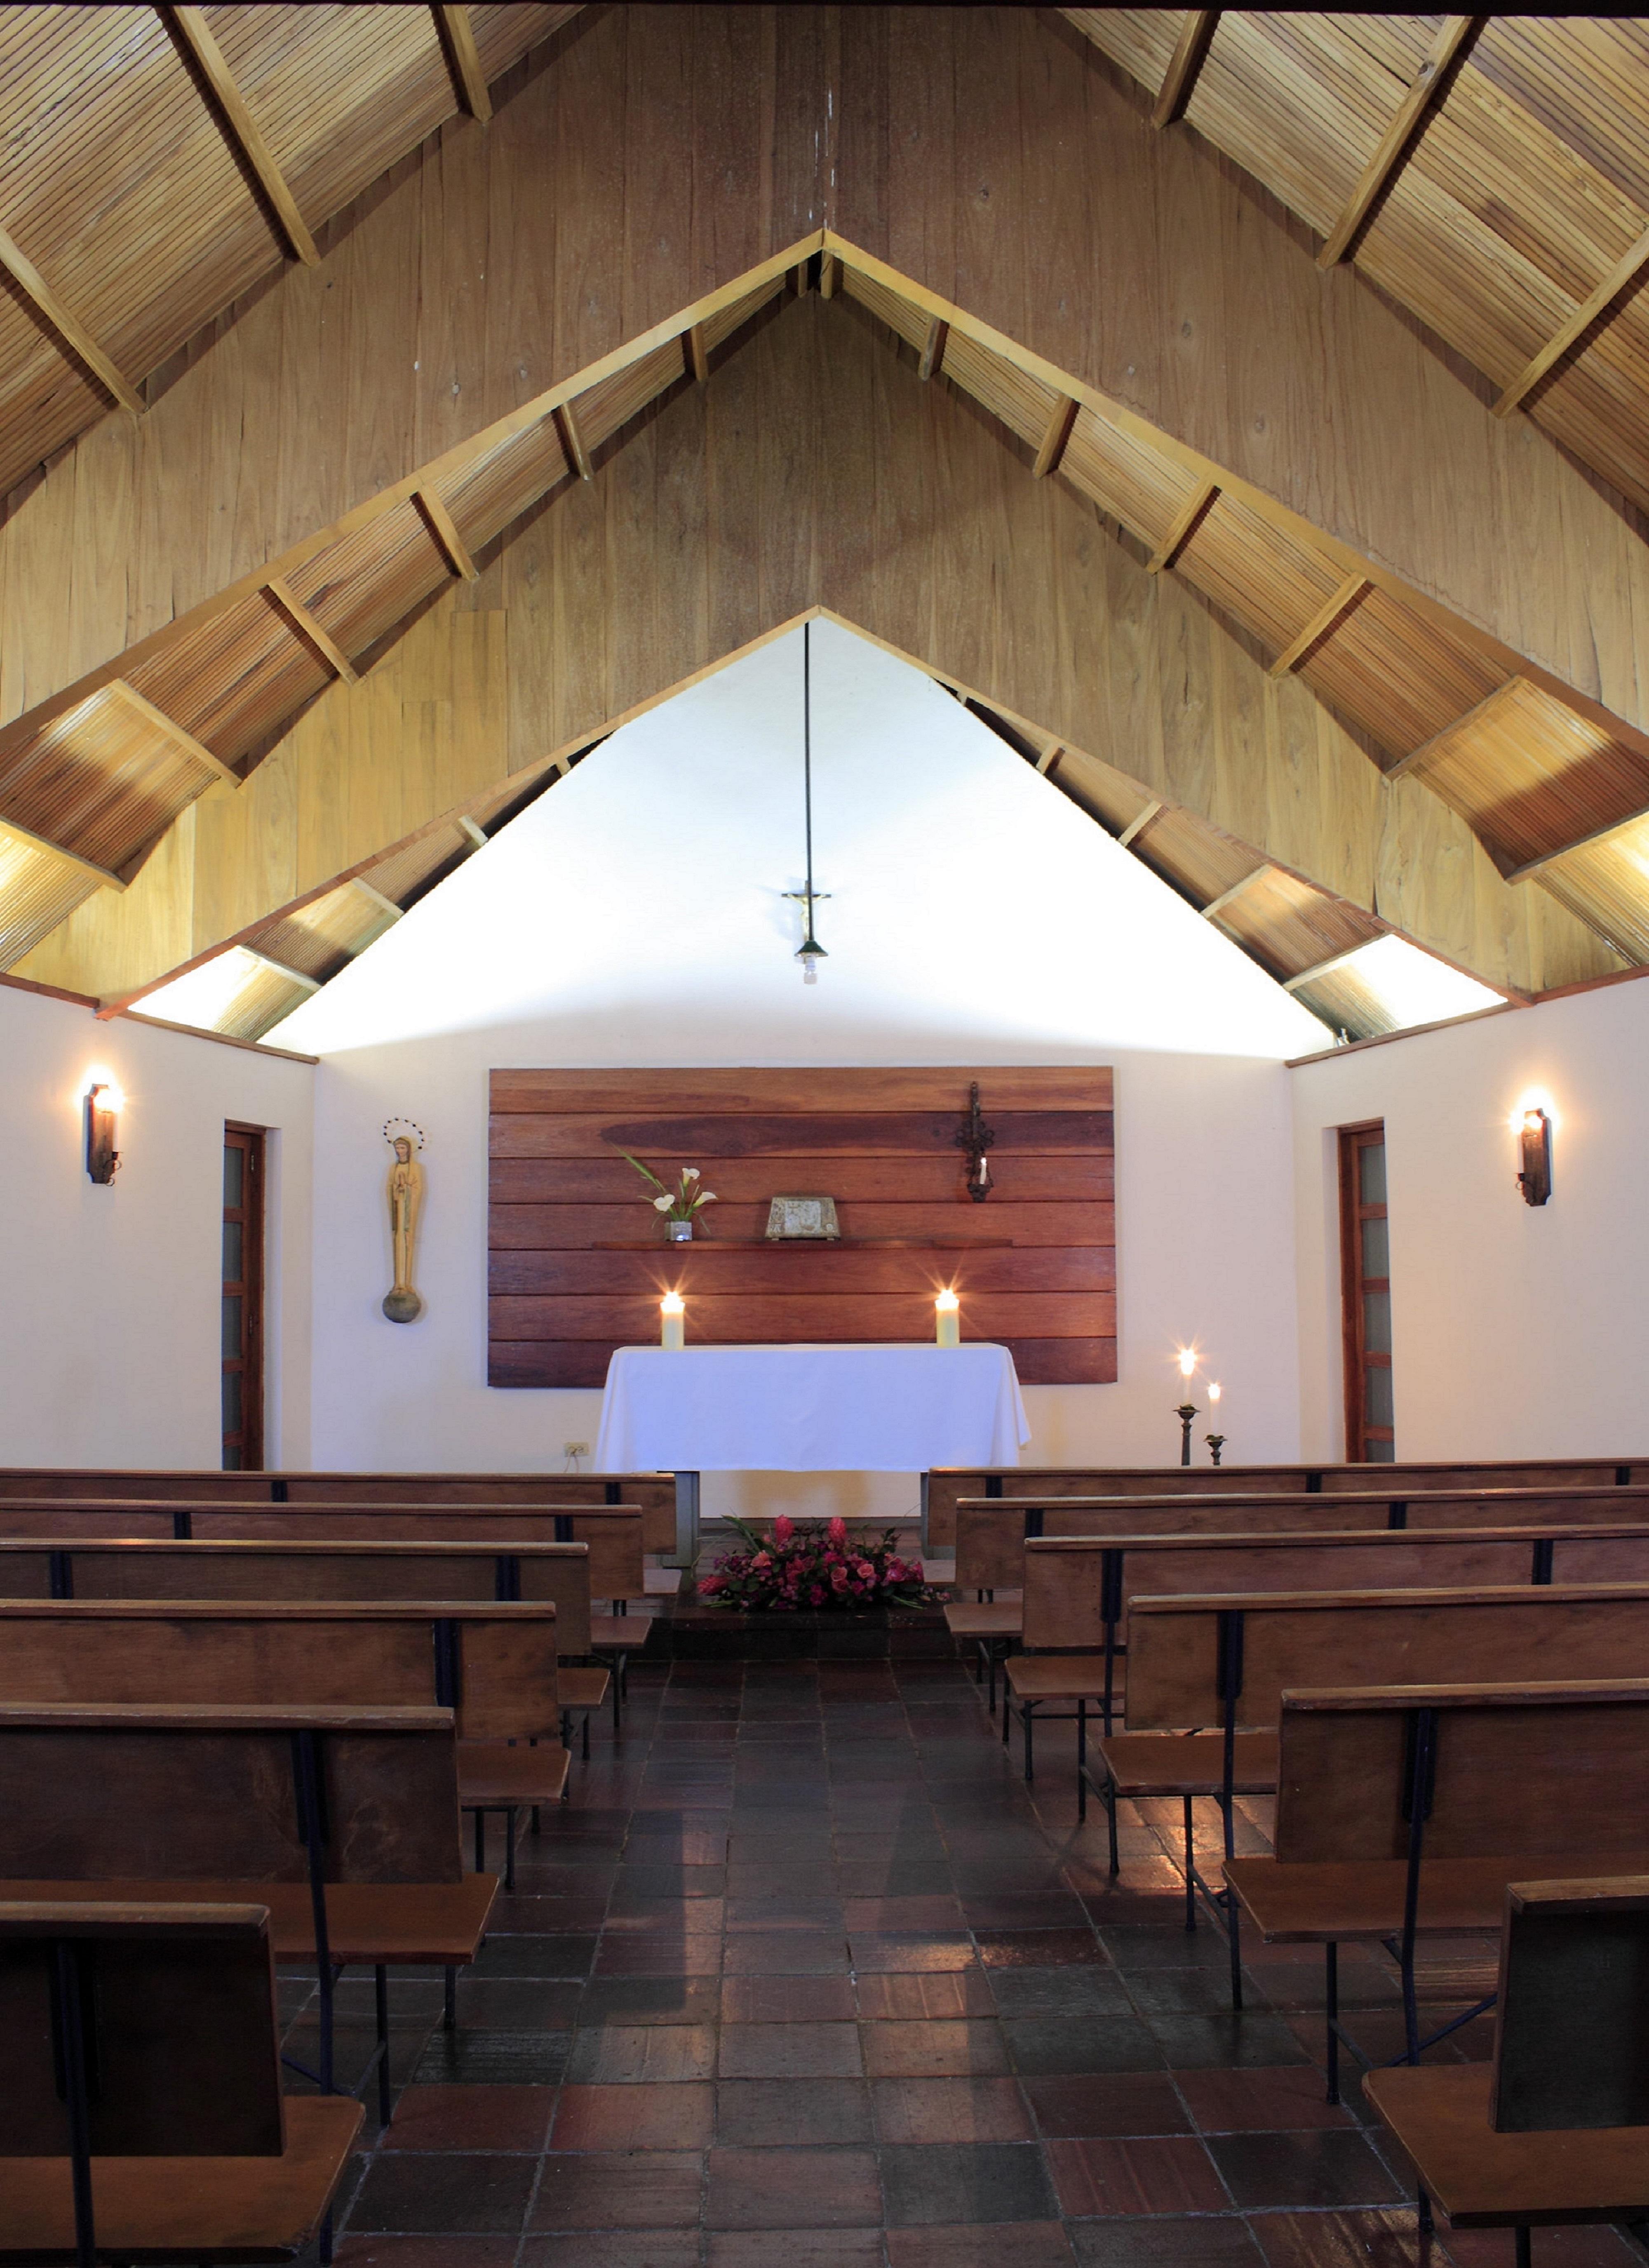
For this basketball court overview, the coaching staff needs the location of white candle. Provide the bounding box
[1177,1348,1196,1395]
[935,1289,961,1348]
[1209,1381,1221,1407]
[660,1292,685,1351]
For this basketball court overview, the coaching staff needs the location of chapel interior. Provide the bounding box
[6,7,1649,2265]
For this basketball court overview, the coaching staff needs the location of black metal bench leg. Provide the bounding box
[319,2211,334,2265]
[1076,1698,1087,1821]
[1104,1772,1119,1877]
[1022,1698,1036,1782]
[1183,1796,1196,1932]
[474,1807,486,1875]
[1325,1942,1340,2106]
[1226,1885,1243,2012]
[375,1964,391,2128]
[444,1965,457,2030]
[583,1708,591,1761]
[1514,2223,1529,2267]
[1002,1685,1012,1747]
[505,1807,518,1893]
[1417,2184,1435,2239]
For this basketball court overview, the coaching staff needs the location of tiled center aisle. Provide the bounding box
[320,1654,1642,2268]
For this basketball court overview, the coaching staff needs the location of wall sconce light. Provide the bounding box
[954,1082,996,1202]
[935,1289,961,1347]
[85,1081,123,1184]
[660,1292,686,1350]
[1516,1106,1553,1206]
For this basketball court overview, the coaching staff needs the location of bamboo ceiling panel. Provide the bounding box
[571,338,691,454]
[1536,820,1649,965]
[0,686,213,873]
[488,1067,1118,1390]
[446,419,569,554]
[127,589,326,764]
[0,827,102,965]
[469,5,583,80]
[1128,807,1257,910]
[1414,680,1649,875]
[1174,496,1342,656]
[1216,867,1383,981]
[1305,589,1505,761]
[1058,407,1196,541]
[250,880,395,982]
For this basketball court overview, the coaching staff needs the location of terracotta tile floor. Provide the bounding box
[291,1654,1648,2268]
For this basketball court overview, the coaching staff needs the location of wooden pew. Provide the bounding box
[0,1703,494,2136]
[0,1899,362,2267]
[1225,1680,1649,2105]
[923,1458,1643,1549]
[0,1468,681,1557]
[1365,1877,1649,2264]
[0,1600,569,1899]
[0,1538,613,1755]
[1074,1574,1649,2014]
[1005,1530,1649,1770]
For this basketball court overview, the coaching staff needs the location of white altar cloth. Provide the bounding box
[594,1343,1030,1472]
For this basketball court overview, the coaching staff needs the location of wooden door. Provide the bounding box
[222,1126,265,1471]
[1339,1122,1392,1462]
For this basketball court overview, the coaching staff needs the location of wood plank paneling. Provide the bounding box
[487,1066,1117,1388]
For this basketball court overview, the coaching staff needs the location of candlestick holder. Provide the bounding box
[1176,1402,1199,1467]
[954,1081,996,1202]
[1205,1433,1226,1468]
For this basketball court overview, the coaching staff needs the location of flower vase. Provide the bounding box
[667,1219,693,1242]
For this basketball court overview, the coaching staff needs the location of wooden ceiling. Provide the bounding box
[1064,13,1649,523]
[4,7,1649,1047]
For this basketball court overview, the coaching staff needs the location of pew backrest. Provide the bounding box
[1271,1680,1649,1864]
[0,1539,594,1653]
[1123,1586,1649,1735]
[0,1601,559,1741]
[0,1900,287,2158]
[0,1470,679,1555]
[926,1459,1643,1547]
[1492,1877,1649,2132]
[1019,1528,1649,1654]
[0,1703,463,1883]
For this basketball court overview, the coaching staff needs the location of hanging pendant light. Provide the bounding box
[788,619,828,984]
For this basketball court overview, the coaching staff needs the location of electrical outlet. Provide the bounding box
[563,1440,590,1459]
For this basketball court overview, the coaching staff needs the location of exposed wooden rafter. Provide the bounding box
[1116,800,1164,849]
[112,680,239,786]
[264,577,358,685]
[0,813,124,893]
[1283,947,1364,993]
[555,400,593,481]
[1268,574,1369,679]
[1152,11,1217,129]
[1495,225,1649,419]
[1036,743,1063,776]
[433,3,492,123]
[350,877,404,922]
[416,488,478,581]
[457,816,489,850]
[1200,866,1271,922]
[820,251,839,300]
[1146,479,1218,572]
[685,323,710,384]
[1317,16,1478,268]
[162,7,320,267]
[1032,395,1078,480]
[243,946,320,992]
[918,317,949,383]
[1382,679,1522,785]
[0,224,143,417]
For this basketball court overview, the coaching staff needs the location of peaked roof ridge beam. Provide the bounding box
[0,223,143,417]
[1495,222,1649,419]
[1153,12,1218,129]
[1317,16,1480,269]
[433,4,492,124]
[162,7,320,267]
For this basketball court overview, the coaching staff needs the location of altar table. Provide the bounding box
[594,1343,1030,1475]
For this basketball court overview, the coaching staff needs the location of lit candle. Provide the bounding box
[1209,1381,1221,1407]
[935,1289,961,1348]
[1177,1348,1196,1394]
[660,1292,686,1351]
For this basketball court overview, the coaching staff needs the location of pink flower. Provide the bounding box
[827,1517,848,1548]
[855,1559,874,1581]
[772,1514,794,1543]
[699,1574,724,1593]
[752,1552,771,1569]
[830,1565,849,1588]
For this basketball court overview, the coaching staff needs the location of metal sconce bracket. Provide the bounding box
[85,1085,120,1184]
[1517,1107,1553,1207]
[955,1081,996,1201]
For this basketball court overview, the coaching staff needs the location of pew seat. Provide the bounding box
[0,1877,499,1969]
[458,1740,571,1890]
[942,1599,1022,1712]
[1224,1855,1649,1946]
[1097,1730,1278,1802]
[1366,2065,1649,2231]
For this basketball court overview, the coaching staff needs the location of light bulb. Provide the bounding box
[803,956,817,985]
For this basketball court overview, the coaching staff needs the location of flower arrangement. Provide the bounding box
[698,1514,939,1613]
[622,1155,717,1224]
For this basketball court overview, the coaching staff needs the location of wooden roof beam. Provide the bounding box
[1496,225,1649,419]
[1036,742,1063,776]
[0,224,142,418]
[684,322,710,384]
[1032,395,1078,480]
[1152,11,1218,129]
[111,680,239,786]
[457,816,489,850]
[350,878,403,922]
[1268,574,1369,678]
[433,4,492,124]
[241,946,320,993]
[1116,799,1164,849]
[0,812,125,892]
[820,251,839,300]
[1146,479,1218,572]
[416,487,478,581]
[918,318,949,383]
[555,401,593,482]
[264,577,358,685]
[1382,678,1522,784]
[163,7,319,267]
[1283,947,1366,993]
[1201,865,1271,922]
[1318,16,1478,268]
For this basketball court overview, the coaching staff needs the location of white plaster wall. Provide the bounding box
[285,623,1314,1503]
[0,983,314,1468]
[1291,984,1649,1461]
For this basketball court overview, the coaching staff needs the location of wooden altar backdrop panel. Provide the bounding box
[488,1068,1116,1390]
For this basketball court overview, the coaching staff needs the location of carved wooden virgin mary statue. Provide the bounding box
[382,1121,426,1322]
